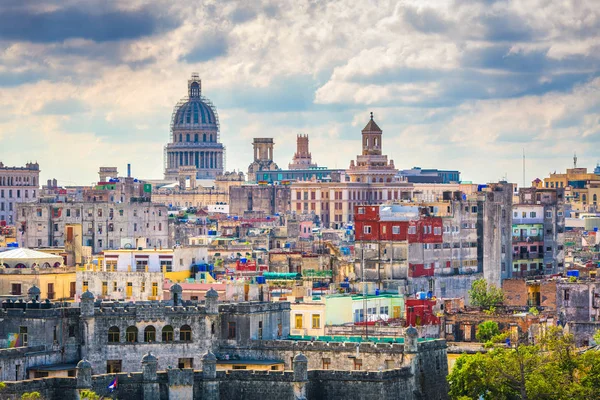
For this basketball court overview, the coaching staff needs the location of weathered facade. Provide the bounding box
[17,202,169,253]
[229,185,291,216]
[0,287,449,399]
[0,161,40,225]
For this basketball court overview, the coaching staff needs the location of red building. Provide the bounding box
[405,298,440,326]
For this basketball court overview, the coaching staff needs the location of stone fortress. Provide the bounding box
[0,285,448,399]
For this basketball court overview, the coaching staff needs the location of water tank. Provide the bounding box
[566,270,580,278]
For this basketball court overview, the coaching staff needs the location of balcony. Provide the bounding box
[512,252,541,260]
[512,235,542,244]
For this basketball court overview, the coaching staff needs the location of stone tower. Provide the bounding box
[247,138,279,182]
[289,134,317,170]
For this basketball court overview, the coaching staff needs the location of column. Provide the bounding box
[202,351,219,400]
[293,353,308,400]
[142,353,160,400]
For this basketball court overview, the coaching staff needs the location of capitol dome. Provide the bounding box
[171,74,219,130]
[164,73,226,180]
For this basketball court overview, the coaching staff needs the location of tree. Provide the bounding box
[21,393,42,400]
[476,321,500,343]
[448,327,600,399]
[79,390,100,400]
[468,278,504,310]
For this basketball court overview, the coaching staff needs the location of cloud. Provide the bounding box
[0,6,177,43]
[0,0,598,186]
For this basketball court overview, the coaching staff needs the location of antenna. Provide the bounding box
[522,148,526,188]
[574,152,578,168]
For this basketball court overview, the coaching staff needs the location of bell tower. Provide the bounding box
[362,112,382,156]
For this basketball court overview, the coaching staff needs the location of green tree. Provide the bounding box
[79,389,100,400]
[21,393,42,400]
[468,278,504,310]
[476,321,500,343]
[448,327,600,399]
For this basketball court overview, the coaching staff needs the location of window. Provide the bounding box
[353,359,362,370]
[11,283,22,295]
[19,326,28,346]
[180,325,192,341]
[141,282,145,293]
[258,321,263,340]
[113,282,117,292]
[322,358,331,369]
[69,325,76,338]
[312,314,320,329]
[162,260,173,272]
[47,283,55,300]
[363,226,371,234]
[408,226,416,234]
[434,227,442,235]
[107,360,122,374]
[358,207,365,215]
[136,259,148,272]
[126,326,138,343]
[295,314,303,329]
[141,326,157,343]
[530,212,536,218]
[108,326,120,343]
[162,325,174,342]
[228,322,236,339]
[563,289,570,301]
[152,282,158,297]
[392,226,400,234]
[546,211,552,218]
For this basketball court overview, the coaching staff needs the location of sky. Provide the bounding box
[0,0,599,186]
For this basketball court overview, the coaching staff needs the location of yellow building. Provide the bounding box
[0,267,76,301]
[541,166,600,212]
[290,298,326,337]
[0,248,76,300]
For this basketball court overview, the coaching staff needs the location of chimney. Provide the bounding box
[127,164,131,178]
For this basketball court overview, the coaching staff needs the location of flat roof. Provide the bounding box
[217,360,283,365]
[28,363,77,371]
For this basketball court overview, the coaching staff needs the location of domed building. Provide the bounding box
[164,73,225,180]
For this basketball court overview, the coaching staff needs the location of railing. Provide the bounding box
[512,252,541,260]
[512,235,543,243]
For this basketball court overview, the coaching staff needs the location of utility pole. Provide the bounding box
[362,246,368,339]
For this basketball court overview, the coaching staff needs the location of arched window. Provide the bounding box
[144,326,156,342]
[42,262,51,268]
[594,194,597,205]
[179,134,182,142]
[186,134,190,142]
[583,194,587,204]
[108,326,120,343]
[180,325,192,341]
[203,133,206,142]
[162,325,174,342]
[210,134,213,142]
[126,326,138,343]
[372,177,376,183]
[194,134,198,142]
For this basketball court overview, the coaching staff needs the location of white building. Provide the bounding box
[0,162,40,225]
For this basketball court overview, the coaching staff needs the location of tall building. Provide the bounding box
[289,134,317,170]
[347,113,397,183]
[164,73,225,181]
[0,162,40,225]
[247,138,279,182]
[17,202,168,253]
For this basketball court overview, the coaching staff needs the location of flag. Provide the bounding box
[108,376,117,392]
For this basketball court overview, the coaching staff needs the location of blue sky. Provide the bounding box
[0,0,599,185]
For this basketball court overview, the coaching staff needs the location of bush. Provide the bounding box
[476,321,500,343]
[468,279,504,310]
